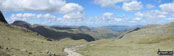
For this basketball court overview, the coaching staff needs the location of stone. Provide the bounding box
[29,52,32,54]
[43,50,49,54]
[61,52,68,56]
[12,55,16,56]
[47,39,53,41]
[3,47,8,50]
[21,49,27,52]
[49,53,56,56]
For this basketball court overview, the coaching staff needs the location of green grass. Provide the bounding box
[1,22,174,56]
[77,23,174,56]
[0,22,88,56]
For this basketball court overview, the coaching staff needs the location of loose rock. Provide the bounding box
[3,47,8,50]
[49,53,56,56]
[21,49,27,52]
[61,52,68,56]
[29,52,32,54]
[43,50,49,54]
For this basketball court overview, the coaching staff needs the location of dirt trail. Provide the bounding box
[63,45,85,56]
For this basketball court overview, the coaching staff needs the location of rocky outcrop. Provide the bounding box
[0,11,8,24]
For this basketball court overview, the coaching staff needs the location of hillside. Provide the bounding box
[1,20,174,56]
[13,21,120,40]
[103,25,141,32]
[12,21,95,42]
[0,22,88,56]
[121,22,174,44]
[51,26,120,40]
[77,22,174,56]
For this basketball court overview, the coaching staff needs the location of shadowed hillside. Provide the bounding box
[13,20,120,40]
[12,21,95,42]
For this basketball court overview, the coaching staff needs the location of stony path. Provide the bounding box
[63,45,85,56]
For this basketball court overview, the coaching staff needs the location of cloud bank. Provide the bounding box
[1,0,174,26]
[0,0,85,20]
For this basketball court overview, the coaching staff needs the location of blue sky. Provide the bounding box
[0,0,174,27]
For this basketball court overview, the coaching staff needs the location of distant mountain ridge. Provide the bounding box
[12,21,121,40]
[12,21,95,42]
[51,25,120,40]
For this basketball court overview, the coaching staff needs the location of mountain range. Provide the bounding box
[12,21,95,42]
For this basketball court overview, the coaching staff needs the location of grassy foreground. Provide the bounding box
[78,23,174,56]
[1,22,174,56]
[0,22,88,56]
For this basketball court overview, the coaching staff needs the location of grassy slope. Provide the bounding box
[1,21,174,56]
[78,23,174,56]
[0,22,87,56]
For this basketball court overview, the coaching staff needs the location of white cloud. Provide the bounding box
[155,0,162,3]
[135,10,168,20]
[83,12,128,26]
[159,3,174,13]
[159,3,174,16]
[0,0,65,12]
[122,0,143,11]
[59,3,85,20]
[102,12,115,18]
[93,0,130,9]
[166,17,174,21]
[8,13,85,22]
[7,13,87,26]
[9,11,171,26]
[63,12,85,21]
[8,13,57,22]
[146,4,155,9]
[135,17,141,21]
[59,3,83,14]
[0,0,85,20]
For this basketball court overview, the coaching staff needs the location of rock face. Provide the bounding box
[0,11,8,24]
[12,21,95,42]
[21,49,27,52]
